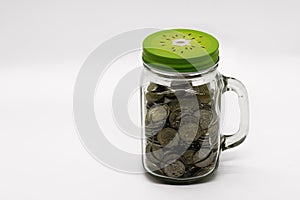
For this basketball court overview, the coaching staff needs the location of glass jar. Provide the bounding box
[140,29,249,184]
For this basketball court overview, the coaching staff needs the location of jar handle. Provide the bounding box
[221,76,249,151]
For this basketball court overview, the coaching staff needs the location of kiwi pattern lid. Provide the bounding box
[142,29,219,73]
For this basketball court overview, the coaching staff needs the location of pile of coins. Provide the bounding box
[144,81,220,179]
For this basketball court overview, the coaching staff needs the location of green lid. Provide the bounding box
[142,29,219,73]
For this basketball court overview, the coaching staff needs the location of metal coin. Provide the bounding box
[207,121,219,134]
[193,84,210,94]
[201,139,212,149]
[162,160,186,178]
[151,143,164,161]
[147,82,167,92]
[145,91,164,103]
[145,142,160,164]
[145,121,165,132]
[183,167,197,178]
[194,84,212,104]
[193,147,212,163]
[145,128,157,138]
[157,128,179,147]
[208,127,219,146]
[192,168,210,177]
[168,101,180,111]
[181,115,198,125]
[194,151,216,168]
[146,104,169,123]
[164,89,177,98]
[168,109,182,129]
[146,135,160,145]
[199,109,213,129]
[161,153,181,164]
[182,149,196,165]
[147,82,159,92]
[183,89,198,97]
[197,93,211,104]
[164,96,175,104]
[179,97,200,111]
[145,124,164,137]
[189,140,201,151]
[178,123,201,143]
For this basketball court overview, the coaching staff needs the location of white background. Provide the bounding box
[1,0,300,199]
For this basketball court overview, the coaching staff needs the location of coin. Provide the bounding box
[147,82,159,92]
[164,89,177,98]
[193,147,212,163]
[145,128,156,137]
[147,82,167,92]
[193,84,210,93]
[145,124,164,137]
[161,153,181,164]
[200,137,212,148]
[189,140,201,151]
[178,123,201,143]
[168,109,182,129]
[178,97,200,111]
[168,101,180,111]
[144,80,221,179]
[145,142,160,164]
[146,104,169,123]
[146,135,160,145]
[199,109,213,129]
[162,160,186,178]
[194,151,216,168]
[145,91,164,103]
[194,84,211,104]
[145,121,165,133]
[207,121,219,134]
[209,133,219,144]
[183,89,198,97]
[151,143,164,161]
[157,128,179,147]
[181,115,198,125]
[182,149,196,165]
[164,97,174,104]
[192,168,210,177]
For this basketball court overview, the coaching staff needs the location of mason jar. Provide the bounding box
[140,29,249,184]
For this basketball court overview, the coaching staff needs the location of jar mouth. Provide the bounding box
[143,61,219,79]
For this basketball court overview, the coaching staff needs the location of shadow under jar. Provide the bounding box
[140,29,249,184]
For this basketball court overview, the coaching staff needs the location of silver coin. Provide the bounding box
[157,128,179,147]
[145,92,164,103]
[182,149,196,165]
[178,123,201,143]
[146,104,169,123]
[194,152,216,168]
[145,142,160,164]
[193,147,212,163]
[162,160,186,178]
[199,109,213,129]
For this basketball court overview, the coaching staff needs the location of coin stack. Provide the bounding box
[144,81,220,179]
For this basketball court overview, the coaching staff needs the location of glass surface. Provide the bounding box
[141,65,222,183]
[140,64,249,183]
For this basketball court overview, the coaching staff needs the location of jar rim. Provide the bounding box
[143,61,219,79]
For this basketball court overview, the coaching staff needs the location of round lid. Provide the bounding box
[142,29,219,73]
